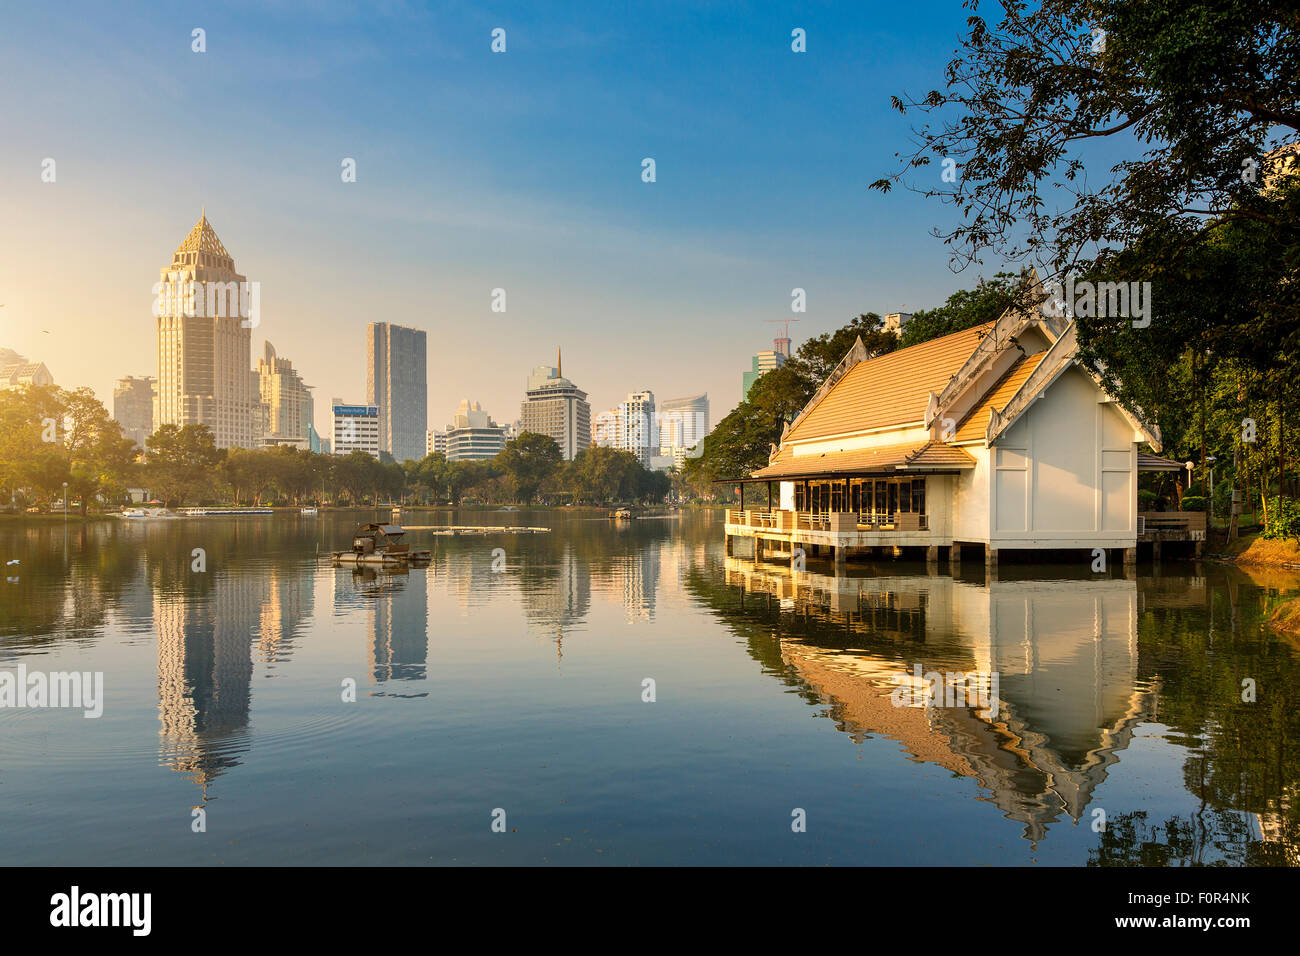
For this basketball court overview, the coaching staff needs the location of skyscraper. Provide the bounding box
[256,341,314,446]
[366,322,427,463]
[617,390,656,467]
[154,211,259,449]
[520,352,590,461]
[113,375,155,451]
[659,393,709,450]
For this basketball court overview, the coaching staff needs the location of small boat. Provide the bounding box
[332,523,431,566]
[119,507,181,520]
[301,507,319,515]
[609,508,635,520]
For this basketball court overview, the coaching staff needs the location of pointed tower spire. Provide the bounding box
[557,347,562,377]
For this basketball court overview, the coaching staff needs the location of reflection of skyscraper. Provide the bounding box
[367,573,429,684]
[155,581,257,797]
[255,567,315,665]
[518,546,591,635]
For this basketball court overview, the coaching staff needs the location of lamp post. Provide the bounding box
[62,481,68,524]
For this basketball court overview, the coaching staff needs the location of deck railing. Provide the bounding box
[727,509,929,533]
[1139,512,1207,534]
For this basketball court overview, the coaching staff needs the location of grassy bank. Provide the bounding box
[1215,532,1300,568]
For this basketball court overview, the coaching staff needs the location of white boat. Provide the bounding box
[301,507,319,515]
[119,507,181,520]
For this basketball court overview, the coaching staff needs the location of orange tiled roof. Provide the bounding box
[750,439,974,479]
[951,352,1046,443]
[784,322,995,443]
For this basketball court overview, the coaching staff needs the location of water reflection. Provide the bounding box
[706,553,1300,863]
[2,511,1299,864]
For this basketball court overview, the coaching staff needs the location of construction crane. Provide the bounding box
[764,317,799,358]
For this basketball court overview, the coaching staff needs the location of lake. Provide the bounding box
[1,508,1298,865]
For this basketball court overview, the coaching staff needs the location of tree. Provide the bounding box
[495,432,562,503]
[144,425,224,506]
[872,0,1300,530]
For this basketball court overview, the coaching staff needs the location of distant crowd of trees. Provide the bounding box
[0,385,674,512]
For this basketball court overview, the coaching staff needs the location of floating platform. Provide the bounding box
[400,525,550,535]
[331,550,430,566]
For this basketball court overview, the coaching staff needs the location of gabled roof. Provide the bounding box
[951,352,1046,443]
[782,322,995,443]
[750,438,975,479]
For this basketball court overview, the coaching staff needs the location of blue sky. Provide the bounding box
[0,0,1003,430]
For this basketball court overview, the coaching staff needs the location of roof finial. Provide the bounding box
[201,204,206,221]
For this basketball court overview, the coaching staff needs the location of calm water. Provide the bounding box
[1,509,1298,866]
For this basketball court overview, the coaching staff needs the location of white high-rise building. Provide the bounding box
[617,390,656,467]
[332,399,380,457]
[659,393,709,453]
[154,211,259,449]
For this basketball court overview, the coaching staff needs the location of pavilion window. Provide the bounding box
[912,479,925,516]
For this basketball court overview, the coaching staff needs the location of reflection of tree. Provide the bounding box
[0,523,143,654]
[1088,808,1298,867]
[1134,581,1300,862]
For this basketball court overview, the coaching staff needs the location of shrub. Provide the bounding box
[1262,497,1300,542]
[1180,496,1207,512]
[1138,489,1160,510]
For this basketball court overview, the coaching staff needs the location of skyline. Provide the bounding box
[0,0,1001,428]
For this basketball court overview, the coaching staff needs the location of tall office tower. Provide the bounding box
[257,340,314,446]
[742,344,787,400]
[519,352,591,461]
[113,375,156,451]
[659,393,709,450]
[444,399,508,461]
[332,398,380,457]
[617,390,656,467]
[366,322,427,462]
[154,211,259,449]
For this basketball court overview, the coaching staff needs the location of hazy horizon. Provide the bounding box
[1,0,996,434]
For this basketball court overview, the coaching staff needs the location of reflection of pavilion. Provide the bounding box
[725,558,1154,842]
